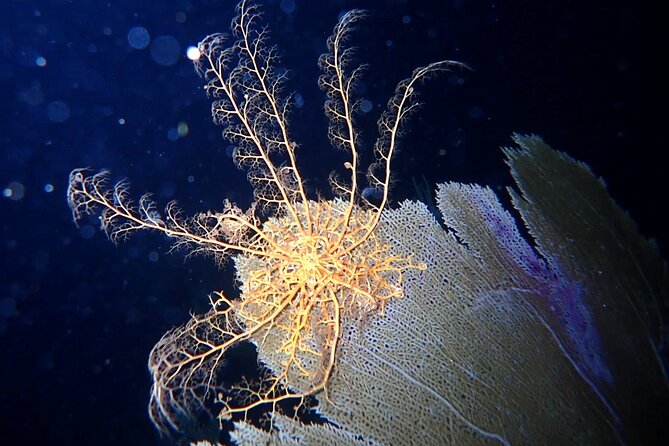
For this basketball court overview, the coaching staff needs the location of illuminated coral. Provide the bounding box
[67,0,462,434]
[67,1,669,444]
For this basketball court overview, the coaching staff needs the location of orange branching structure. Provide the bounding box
[67,0,462,435]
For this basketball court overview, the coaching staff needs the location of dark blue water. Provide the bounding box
[1,0,665,444]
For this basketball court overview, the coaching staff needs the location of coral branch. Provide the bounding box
[67,168,274,261]
[194,0,308,227]
[319,10,367,207]
[357,60,468,249]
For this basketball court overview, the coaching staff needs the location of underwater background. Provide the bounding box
[1,0,666,444]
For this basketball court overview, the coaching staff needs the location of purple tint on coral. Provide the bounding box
[471,187,613,386]
[473,186,550,279]
[548,273,614,385]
